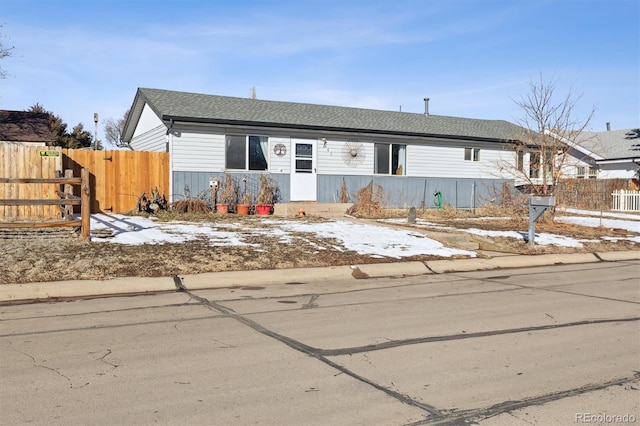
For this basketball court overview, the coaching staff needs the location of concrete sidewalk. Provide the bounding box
[1,250,638,304]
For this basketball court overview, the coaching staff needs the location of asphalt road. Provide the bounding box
[1,260,639,425]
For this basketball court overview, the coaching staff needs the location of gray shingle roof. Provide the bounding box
[129,88,525,143]
[578,129,640,160]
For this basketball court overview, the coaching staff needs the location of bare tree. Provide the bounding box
[0,24,15,79]
[498,73,594,196]
[103,109,130,148]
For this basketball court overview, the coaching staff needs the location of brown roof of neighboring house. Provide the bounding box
[0,110,55,144]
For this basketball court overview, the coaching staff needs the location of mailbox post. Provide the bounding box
[528,195,556,246]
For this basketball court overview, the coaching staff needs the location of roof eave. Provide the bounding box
[161,114,515,144]
[596,157,640,165]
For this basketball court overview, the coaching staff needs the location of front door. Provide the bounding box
[290,139,317,201]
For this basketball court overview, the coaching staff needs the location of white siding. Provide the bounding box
[478,148,517,179]
[130,125,166,152]
[172,128,225,172]
[133,103,163,138]
[598,164,637,179]
[407,142,510,179]
[269,136,291,173]
[317,139,374,175]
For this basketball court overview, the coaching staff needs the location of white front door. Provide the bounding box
[290,139,317,201]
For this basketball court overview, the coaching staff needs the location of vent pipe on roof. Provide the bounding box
[606,122,611,131]
[423,98,430,116]
[251,86,257,99]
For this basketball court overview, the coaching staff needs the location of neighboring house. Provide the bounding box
[549,127,640,181]
[0,110,54,146]
[122,88,528,207]
[573,128,639,181]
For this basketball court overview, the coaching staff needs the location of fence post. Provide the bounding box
[64,169,74,220]
[81,168,91,241]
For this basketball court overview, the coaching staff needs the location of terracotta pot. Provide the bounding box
[216,203,230,214]
[255,204,271,215]
[236,204,250,215]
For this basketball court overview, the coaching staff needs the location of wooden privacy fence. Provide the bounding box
[0,168,91,240]
[1,144,169,218]
[63,149,169,213]
[556,178,634,210]
[612,190,640,212]
[0,144,64,218]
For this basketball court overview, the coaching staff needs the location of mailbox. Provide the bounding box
[528,194,556,245]
[530,195,556,207]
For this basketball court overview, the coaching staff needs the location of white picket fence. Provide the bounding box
[611,189,640,212]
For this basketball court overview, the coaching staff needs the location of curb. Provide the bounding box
[0,276,176,304]
[2,252,639,303]
[427,253,601,274]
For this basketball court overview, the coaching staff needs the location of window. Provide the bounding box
[295,143,313,173]
[464,147,480,162]
[577,166,598,179]
[530,152,541,178]
[517,150,524,172]
[225,135,268,170]
[374,143,406,175]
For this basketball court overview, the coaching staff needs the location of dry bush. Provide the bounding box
[171,199,211,214]
[340,179,349,203]
[349,181,385,216]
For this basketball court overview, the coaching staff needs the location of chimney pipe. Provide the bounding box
[606,122,611,131]
[423,98,430,116]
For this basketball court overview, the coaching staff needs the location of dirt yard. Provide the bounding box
[1,209,638,285]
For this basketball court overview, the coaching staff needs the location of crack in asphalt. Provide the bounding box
[172,270,640,424]
[471,273,640,305]
[22,351,88,389]
[95,348,119,370]
[407,372,640,425]
[316,317,640,356]
[173,276,444,420]
[0,313,224,338]
[302,294,319,309]
[0,301,201,322]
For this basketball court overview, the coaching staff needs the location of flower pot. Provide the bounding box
[216,203,230,214]
[236,204,250,215]
[255,204,271,215]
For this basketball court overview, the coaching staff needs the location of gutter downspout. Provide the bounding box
[166,119,174,203]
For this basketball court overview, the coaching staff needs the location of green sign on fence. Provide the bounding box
[39,150,60,157]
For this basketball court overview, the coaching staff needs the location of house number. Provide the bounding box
[273,144,287,156]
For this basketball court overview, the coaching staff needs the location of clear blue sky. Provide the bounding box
[1,0,638,143]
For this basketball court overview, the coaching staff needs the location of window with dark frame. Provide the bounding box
[374,143,406,175]
[530,152,541,178]
[464,147,480,162]
[517,150,524,172]
[225,135,268,170]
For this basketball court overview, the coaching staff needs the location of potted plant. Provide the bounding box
[237,191,252,215]
[256,175,276,215]
[216,174,237,214]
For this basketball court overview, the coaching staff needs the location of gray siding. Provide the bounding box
[318,175,512,208]
[269,136,291,173]
[317,139,373,175]
[172,170,509,208]
[130,125,166,152]
[172,171,290,203]
[172,127,224,172]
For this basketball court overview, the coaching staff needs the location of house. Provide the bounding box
[0,110,54,146]
[560,127,640,182]
[121,88,528,208]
